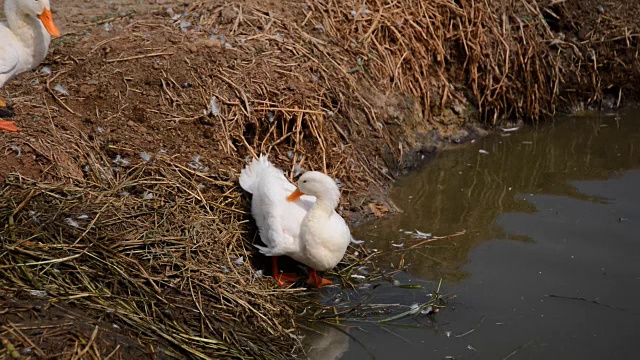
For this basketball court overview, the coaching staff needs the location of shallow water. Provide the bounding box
[305,109,640,359]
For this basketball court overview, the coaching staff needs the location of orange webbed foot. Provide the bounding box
[0,120,19,132]
[307,269,332,288]
[275,272,300,286]
[271,256,300,286]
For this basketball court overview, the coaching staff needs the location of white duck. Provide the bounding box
[239,155,351,287]
[0,0,60,132]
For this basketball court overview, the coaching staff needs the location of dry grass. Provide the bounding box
[0,134,303,359]
[310,0,639,123]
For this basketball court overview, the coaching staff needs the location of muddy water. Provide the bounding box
[306,109,640,359]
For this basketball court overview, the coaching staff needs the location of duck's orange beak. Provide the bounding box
[38,9,61,38]
[287,188,304,202]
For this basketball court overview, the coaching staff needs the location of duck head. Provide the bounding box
[287,171,341,209]
[12,0,61,37]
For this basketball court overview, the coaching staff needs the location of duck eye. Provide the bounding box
[302,180,307,183]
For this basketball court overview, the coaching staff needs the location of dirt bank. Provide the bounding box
[1,0,639,358]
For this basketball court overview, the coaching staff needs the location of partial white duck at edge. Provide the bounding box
[239,154,352,287]
[0,0,61,132]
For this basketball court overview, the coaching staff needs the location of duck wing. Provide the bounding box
[251,166,314,257]
[0,26,19,80]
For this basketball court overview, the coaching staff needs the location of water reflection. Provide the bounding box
[302,322,350,360]
[356,110,640,281]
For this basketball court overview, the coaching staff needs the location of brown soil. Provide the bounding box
[1,0,639,358]
[1,0,479,190]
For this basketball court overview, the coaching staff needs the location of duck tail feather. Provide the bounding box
[239,154,272,194]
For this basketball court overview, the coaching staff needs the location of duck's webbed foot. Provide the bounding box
[307,268,332,288]
[276,272,300,285]
[271,256,300,286]
[0,120,18,132]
